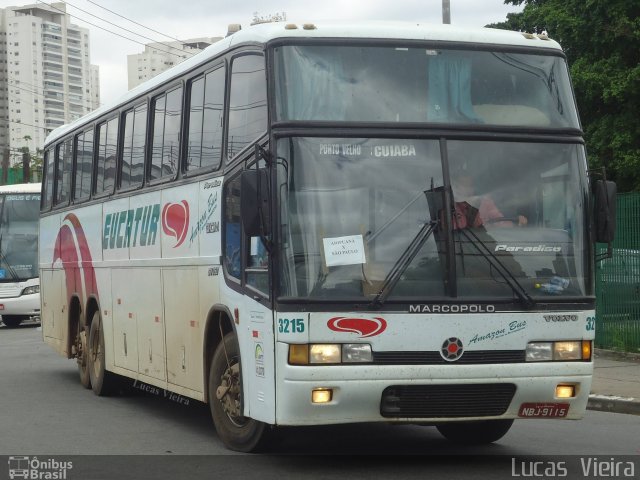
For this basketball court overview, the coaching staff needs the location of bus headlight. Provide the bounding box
[21,285,40,296]
[526,340,591,361]
[309,344,341,364]
[342,344,372,363]
[289,344,373,365]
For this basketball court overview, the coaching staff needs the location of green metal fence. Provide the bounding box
[595,193,640,353]
[0,167,41,184]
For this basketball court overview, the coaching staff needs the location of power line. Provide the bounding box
[85,0,185,44]
[35,1,192,60]
[60,0,193,56]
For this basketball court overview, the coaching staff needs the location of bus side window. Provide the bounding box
[54,139,72,206]
[42,148,54,210]
[95,117,118,196]
[74,128,93,201]
[227,54,267,160]
[120,103,147,190]
[186,66,225,173]
[150,87,182,182]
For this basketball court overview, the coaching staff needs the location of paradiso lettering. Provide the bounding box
[103,204,160,249]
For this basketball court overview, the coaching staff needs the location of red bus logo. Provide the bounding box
[162,201,189,248]
[327,317,387,338]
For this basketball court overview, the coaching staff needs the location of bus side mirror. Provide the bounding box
[240,169,270,237]
[594,180,616,243]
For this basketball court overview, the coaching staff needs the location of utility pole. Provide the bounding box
[442,0,451,24]
[22,148,30,183]
[1,148,9,185]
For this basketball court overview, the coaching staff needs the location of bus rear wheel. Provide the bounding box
[209,331,270,452]
[436,419,514,445]
[76,318,91,389]
[2,316,24,328]
[87,311,117,396]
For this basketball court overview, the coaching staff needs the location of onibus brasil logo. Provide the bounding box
[8,456,73,479]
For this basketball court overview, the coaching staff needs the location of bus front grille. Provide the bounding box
[380,383,516,418]
[372,350,525,365]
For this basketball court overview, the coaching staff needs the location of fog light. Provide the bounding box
[556,384,575,398]
[312,388,333,403]
[309,344,341,364]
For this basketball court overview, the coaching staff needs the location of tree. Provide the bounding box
[489,0,640,192]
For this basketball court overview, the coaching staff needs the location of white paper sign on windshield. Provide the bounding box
[323,234,366,267]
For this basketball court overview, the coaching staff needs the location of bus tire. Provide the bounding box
[76,319,91,389]
[2,316,24,328]
[87,311,117,396]
[209,331,270,452]
[436,419,514,445]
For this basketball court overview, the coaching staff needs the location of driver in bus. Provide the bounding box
[451,174,528,229]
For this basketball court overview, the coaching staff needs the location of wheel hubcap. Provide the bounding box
[216,361,247,427]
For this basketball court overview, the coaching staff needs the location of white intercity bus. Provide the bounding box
[39,22,616,451]
[0,183,41,328]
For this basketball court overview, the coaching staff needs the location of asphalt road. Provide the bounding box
[1,324,639,479]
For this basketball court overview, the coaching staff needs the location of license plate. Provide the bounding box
[518,403,569,418]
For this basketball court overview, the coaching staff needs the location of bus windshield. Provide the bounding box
[276,137,588,302]
[0,193,40,281]
[274,45,579,129]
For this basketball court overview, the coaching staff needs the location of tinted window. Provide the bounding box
[120,103,147,190]
[42,148,54,210]
[187,67,224,172]
[74,128,93,201]
[54,139,72,205]
[95,117,118,195]
[150,87,182,181]
[228,55,267,159]
[274,46,579,128]
[224,174,241,280]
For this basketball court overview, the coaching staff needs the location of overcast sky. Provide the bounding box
[1,0,523,105]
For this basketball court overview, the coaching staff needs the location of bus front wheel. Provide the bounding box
[436,419,514,444]
[1,316,24,328]
[209,331,270,452]
[87,311,117,396]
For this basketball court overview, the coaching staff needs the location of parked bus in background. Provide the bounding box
[39,22,615,452]
[0,183,41,328]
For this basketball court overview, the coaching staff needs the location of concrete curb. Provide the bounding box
[587,394,640,416]
[594,348,640,363]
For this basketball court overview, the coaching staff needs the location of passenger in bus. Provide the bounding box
[451,175,527,229]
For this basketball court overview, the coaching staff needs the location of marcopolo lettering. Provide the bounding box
[495,244,562,253]
[103,204,160,250]
[409,304,496,313]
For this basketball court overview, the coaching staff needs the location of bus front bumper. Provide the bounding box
[274,345,593,426]
[0,293,40,317]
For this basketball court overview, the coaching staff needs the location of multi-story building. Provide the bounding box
[127,37,221,90]
[0,2,100,159]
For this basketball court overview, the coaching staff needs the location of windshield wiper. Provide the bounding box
[456,227,535,308]
[370,219,438,308]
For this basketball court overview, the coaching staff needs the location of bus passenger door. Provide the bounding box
[222,169,275,424]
